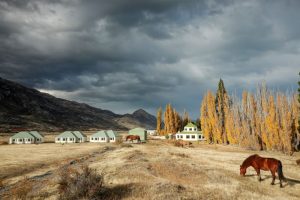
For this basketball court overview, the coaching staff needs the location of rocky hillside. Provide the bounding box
[0,77,156,132]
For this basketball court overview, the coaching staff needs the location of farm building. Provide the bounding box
[106,130,120,142]
[55,131,86,143]
[175,122,205,141]
[129,127,147,142]
[9,131,44,144]
[90,130,120,143]
[90,131,108,143]
[147,130,156,135]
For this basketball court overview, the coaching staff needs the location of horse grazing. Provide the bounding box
[240,154,286,188]
[126,135,141,143]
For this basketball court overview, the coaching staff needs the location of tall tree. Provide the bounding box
[156,107,162,135]
[215,79,228,144]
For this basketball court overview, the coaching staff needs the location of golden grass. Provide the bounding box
[0,143,102,181]
[1,140,300,200]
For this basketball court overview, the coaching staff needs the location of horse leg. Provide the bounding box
[271,170,276,185]
[279,177,283,188]
[256,169,261,182]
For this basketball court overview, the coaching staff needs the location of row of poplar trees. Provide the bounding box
[201,79,299,154]
[156,104,191,135]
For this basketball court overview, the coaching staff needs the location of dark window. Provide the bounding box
[186,135,190,139]
[191,135,195,139]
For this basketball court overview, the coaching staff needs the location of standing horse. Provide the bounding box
[240,154,285,188]
[125,135,141,143]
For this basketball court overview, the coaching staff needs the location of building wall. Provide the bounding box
[89,136,108,143]
[55,137,77,143]
[9,138,35,144]
[175,133,205,141]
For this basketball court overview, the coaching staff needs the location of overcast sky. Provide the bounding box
[0,0,299,118]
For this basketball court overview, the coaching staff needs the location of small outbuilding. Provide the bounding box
[55,131,86,143]
[175,122,205,141]
[9,131,44,144]
[147,130,156,136]
[129,127,147,142]
[90,131,109,143]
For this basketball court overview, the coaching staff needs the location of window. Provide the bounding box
[180,135,183,139]
[101,138,105,141]
[57,138,60,141]
[198,135,201,139]
[189,128,192,131]
[110,137,114,140]
[63,138,66,141]
[12,139,15,142]
[95,138,98,140]
[184,128,187,131]
[194,128,197,131]
[186,135,190,139]
[191,135,195,139]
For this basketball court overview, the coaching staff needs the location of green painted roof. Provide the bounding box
[185,122,197,128]
[177,131,202,134]
[11,131,36,139]
[106,130,118,137]
[73,131,86,138]
[90,131,108,138]
[129,127,146,133]
[56,131,78,139]
[29,131,43,139]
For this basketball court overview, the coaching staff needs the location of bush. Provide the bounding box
[9,177,33,200]
[58,165,104,200]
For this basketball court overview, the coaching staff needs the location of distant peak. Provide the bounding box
[133,109,147,115]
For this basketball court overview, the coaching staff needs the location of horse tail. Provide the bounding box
[277,161,286,181]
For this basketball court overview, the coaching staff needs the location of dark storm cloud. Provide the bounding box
[0,0,299,117]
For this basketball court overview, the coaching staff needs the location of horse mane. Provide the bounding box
[241,154,259,167]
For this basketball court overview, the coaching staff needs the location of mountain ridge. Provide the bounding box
[0,77,156,132]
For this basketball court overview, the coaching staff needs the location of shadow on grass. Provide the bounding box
[100,183,136,200]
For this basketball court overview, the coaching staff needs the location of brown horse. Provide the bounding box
[125,135,141,143]
[240,154,285,188]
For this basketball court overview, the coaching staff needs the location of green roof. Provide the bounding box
[129,127,146,133]
[29,131,43,139]
[90,131,108,138]
[56,131,78,139]
[73,131,86,138]
[11,131,36,139]
[129,127,147,141]
[106,130,118,138]
[185,122,197,128]
[177,131,202,134]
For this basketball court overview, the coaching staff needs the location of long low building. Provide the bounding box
[90,130,120,143]
[55,131,87,143]
[9,131,44,144]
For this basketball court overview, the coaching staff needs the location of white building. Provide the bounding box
[90,131,109,143]
[175,122,205,141]
[9,131,44,144]
[55,131,87,143]
[89,130,120,143]
[147,130,156,135]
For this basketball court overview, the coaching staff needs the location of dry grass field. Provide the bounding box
[0,140,299,200]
